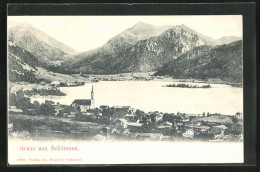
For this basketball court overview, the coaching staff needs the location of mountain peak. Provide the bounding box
[135,21,148,26]
[8,21,32,30]
[129,22,154,31]
[177,24,214,43]
[180,24,187,27]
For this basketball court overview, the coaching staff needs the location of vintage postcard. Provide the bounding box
[7,15,244,165]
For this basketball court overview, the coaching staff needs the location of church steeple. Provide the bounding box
[91,85,94,99]
[91,85,95,109]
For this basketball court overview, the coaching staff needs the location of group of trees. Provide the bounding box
[165,84,211,88]
[23,88,65,96]
[9,69,38,83]
[9,90,55,116]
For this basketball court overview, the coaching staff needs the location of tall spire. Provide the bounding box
[91,84,95,109]
[91,84,94,94]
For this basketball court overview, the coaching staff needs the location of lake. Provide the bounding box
[31,81,243,115]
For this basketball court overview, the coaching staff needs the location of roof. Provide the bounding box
[126,122,143,127]
[50,81,60,85]
[231,122,243,127]
[72,99,91,105]
[9,106,17,109]
[100,105,109,109]
[137,133,161,137]
[113,106,131,109]
[125,114,135,117]
[52,105,64,110]
[214,125,228,129]
[119,119,142,127]
[159,122,172,127]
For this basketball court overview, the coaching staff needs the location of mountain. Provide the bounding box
[155,40,242,82]
[8,21,78,64]
[58,23,209,74]
[178,24,242,46]
[178,24,215,44]
[8,42,44,83]
[110,22,173,46]
[8,21,242,79]
[67,22,172,64]
[212,36,242,46]
[8,42,82,84]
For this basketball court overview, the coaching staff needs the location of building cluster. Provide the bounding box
[79,73,156,82]
[8,85,243,142]
[98,108,244,142]
[49,80,85,87]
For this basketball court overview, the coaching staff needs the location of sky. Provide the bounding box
[8,16,242,52]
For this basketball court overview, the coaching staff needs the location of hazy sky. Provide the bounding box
[8,16,242,52]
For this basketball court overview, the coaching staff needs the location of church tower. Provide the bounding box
[91,85,95,109]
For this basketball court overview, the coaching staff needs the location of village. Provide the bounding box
[8,84,243,142]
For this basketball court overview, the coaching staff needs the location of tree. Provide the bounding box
[163,113,170,122]
[38,103,55,116]
[136,109,144,118]
[16,97,31,111]
[33,100,40,108]
[150,113,157,123]
[231,116,239,124]
[9,93,17,106]
[16,89,24,99]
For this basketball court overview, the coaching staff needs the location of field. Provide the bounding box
[9,113,105,140]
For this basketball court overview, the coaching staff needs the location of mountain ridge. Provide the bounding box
[155,40,243,82]
[58,23,211,74]
[8,21,78,64]
[8,21,243,83]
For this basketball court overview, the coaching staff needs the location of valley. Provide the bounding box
[8,20,243,84]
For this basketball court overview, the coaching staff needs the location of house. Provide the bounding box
[185,124,210,133]
[8,123,13,132]
[113,106,131,111]
[182,129,195,138]
[67,112,76,118]
[100,105,109,111]
[176,115,189,123]
[50,81,60,86]
[71,85,95,111]
[161,135,175,141]
[158,122,173,129]
[200,128,209,134]
[45,100,55,105]
[9,106,23,113]
[118,119,143,132]
[155,113,163,121]
[82,112,94,116]
[53,105,64,116]
[136,133,162,141]
[213,129,225,140]
[210,127,222,135]
[127,122,143,128]
[166,122,173,126]
[213,125,228,130]
[175,122,185,131]
[40,81,45,86]
[124,114,137,122]
[230,122,243,134]
[72,99,92,112]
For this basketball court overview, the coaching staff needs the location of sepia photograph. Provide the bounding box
[7,14,245,164]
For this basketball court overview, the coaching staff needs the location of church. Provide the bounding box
[72,85,95,112]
